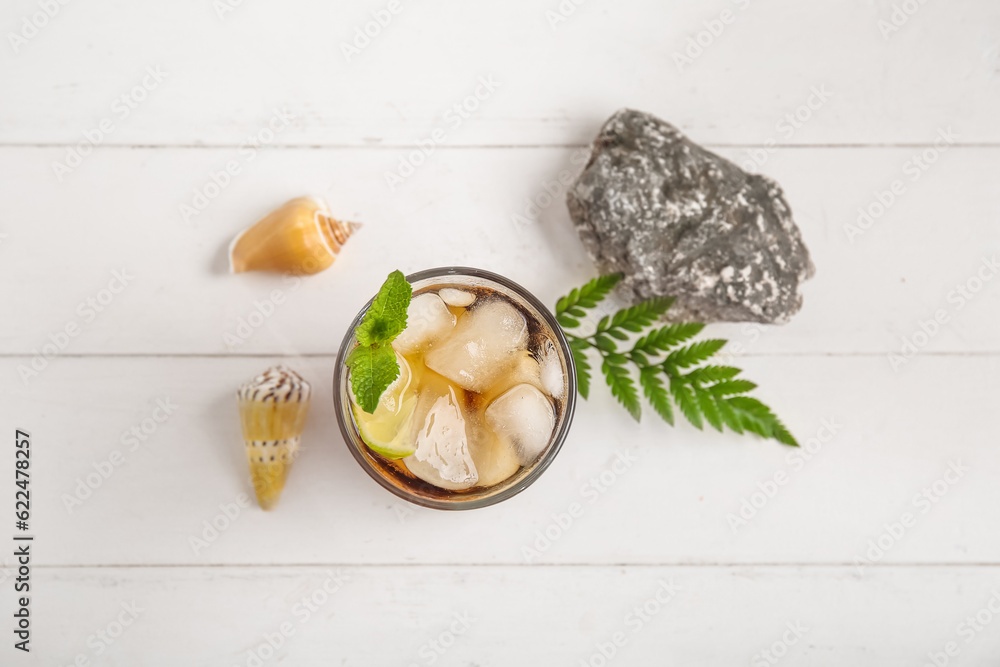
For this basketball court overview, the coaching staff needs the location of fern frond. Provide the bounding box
[555,273,623,316]
[569,337,592,400]
[669,375,702,430]
[553,274,798,447]
[684,365,742,386]
[665,339,727,369]
[639,367,674,425]
[632,323,705,355]
[602,354,641,421]
[597,297,675,335]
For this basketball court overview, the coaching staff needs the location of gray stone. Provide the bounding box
[567,109,815,324]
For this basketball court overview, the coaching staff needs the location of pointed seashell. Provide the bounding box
[237,366,311,510]
[229,197,359,275]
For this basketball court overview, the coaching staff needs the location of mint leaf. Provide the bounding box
[347,343,399,414]
[349,270,413,413]
[355,270,412,346]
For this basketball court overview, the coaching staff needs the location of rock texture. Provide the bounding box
[567,109,815,324]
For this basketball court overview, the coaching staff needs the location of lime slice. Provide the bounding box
[354,395,417,458]
[351,354,419,459]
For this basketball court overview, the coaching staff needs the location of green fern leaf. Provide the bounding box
[684,365,742,385]
[709,379,758,396]
[569,338,592,400]
[670,375,702,430]
[726,395,773,419]
[639,367,674,425]
[552,273,798,447]
[768,420,798,447]
[739,414,771,439]
[555,287,579,317]
[665,339,727,368]
[714,396,745,434]
[598,297,675,335]
[629,349,651,366]
[557,314,580,329]
[725,396,798,446]
[594,334,618,352]
[602,354,641,421]
[633,322,705,355]
[694,386,723,432]
[555,273,622,316]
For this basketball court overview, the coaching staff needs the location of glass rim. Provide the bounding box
[333,266,578,510]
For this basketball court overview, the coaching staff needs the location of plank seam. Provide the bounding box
[29,562,1000,569]
[1,143,999,150]
[0,352,995,359]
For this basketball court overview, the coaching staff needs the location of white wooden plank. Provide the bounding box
[1,146,997,355]
[2,1,995,661]
[9,565,1000,666]
[1,0,998,146]
[7,355,998,566]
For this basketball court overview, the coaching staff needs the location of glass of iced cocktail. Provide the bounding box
[334,267,576,509]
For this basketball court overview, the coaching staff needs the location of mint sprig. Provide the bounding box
[557,273,798,446]
[348,270,412,413]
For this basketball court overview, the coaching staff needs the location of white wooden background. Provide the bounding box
[2,0,1000,664]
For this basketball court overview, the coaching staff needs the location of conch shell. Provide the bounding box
[229,197,359,275]
[237,366,311,510]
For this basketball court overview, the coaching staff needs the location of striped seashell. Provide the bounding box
[236,366,311,510]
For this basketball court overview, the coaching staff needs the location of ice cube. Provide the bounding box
[485,384,555,466]
[392,293,456,356]
[480,350,544,405]
[424,299,528,393]
[439,288,476,308]
[403,381,478,491]
[536,337,565,399]
[467,415,521,487]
